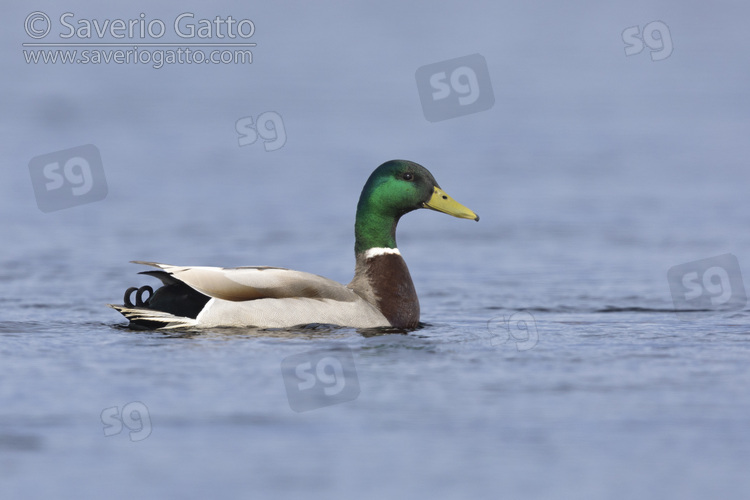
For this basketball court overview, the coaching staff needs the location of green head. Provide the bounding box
[354,160,479,254]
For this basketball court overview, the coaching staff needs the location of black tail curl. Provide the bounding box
[120,276,210,321]
[124,286,154,308]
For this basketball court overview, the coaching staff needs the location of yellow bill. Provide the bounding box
[423,187,479,221]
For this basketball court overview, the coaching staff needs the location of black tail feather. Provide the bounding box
[114,275,211,329]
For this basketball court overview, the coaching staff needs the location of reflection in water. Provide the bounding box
[114,322,415,340]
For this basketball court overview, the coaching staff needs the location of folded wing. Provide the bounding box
[132,261,359,303]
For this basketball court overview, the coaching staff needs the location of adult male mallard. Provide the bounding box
[109,160,478,329]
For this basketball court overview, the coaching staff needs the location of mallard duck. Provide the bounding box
[109,160,478,329]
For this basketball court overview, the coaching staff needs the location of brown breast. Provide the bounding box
[365,253,420,329]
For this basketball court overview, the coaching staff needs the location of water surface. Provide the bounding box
[2,1,750,499]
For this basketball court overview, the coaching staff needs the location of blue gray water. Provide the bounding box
[2,1,750,499]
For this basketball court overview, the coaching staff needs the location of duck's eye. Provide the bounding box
[402,173,414,181]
